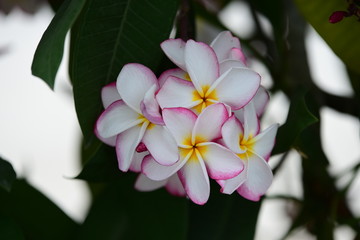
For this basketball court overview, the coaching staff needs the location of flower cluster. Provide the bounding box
[95,31,278,205]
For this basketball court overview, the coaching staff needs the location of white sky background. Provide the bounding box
[0,1,359,238]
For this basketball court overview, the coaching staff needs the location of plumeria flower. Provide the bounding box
[135,173,186,197]
[95,63,179,172]
[142,103,244,205]
[219,102,278,201]
[157,38,260,114]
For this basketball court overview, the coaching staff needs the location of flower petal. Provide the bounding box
[115,122,148,172]
[129,151,148,172]
[95,100,142,138]
[210,31,241,62]
[210,67,260,110]
[199,142,244,180]
[252,124,278,160]
[161,38,186,70]
[135,173,167,192]
[165,174,186,197]
[221,115,244,153]
[140,84,164,125]
[185,40,219,94]
[94,128,117,146]
[243,102,260,138]
[158,68,188,87]
[142,124,179,166]
[219,59,246,75]
[156,76,199,110]
[162,107,197,147]
[229,48,247,65]
[117,63,158,113]
[220,161,248,194]
[178,154,210,205]
[101,82,121,108]
[192,103,229,142]
[253,86,270,117]
[237,154,273,201]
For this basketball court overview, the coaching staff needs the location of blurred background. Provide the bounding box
[0,0,359,239]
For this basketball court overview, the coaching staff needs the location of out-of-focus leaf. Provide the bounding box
[75,141,120,182]
[70,0,179,141]
[294,0,360,75]
[188,186,261,240]
[0,179,78,240]
[31,0,86,89]
[273,91,318,154]
[0,157,16,192]
[0,213,25,240]
[76,175,187,240]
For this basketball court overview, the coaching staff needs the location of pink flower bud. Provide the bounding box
[329,11,347,23]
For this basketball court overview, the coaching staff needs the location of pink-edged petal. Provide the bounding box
[94,128,117,146]
[140,84,164,125]
[243,102,260,138]
[156,76,200,110]
[142,154,187,181]
[253,86,270,117]
[185,40,219,94]
[219,60,246,75]
[135,173,167,192]
[158,68,188,87]
[178,155,210,205]
[221,115,244,153]
[162,107,197,146]
[95,100,142,138]
[161,39,186,70]
[229,48,247,65]
[165,174,186,197]
[142,124,179,166]
[220,161,248,194]
[199,142,244,180]
[129,151,148,172]
[117,63,158,113]
[237,154,273,201]
[115,122,148,172]
[192,103,228,142]
[210,68,260,110]
[210,31,241,62]
[252,124,278,160]
[101,82,121,108]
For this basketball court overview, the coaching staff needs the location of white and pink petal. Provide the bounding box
[252,124,278,160]
[161,39,187,70]
[210,31,241,62]
[101,82,121,108]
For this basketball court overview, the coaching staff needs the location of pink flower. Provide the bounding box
[219,102,278,201]
[142,103,244,205]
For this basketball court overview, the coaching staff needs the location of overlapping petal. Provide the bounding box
[221,115,244,154]
[96,100,142,138]
[101,82,121,108]
[135,173,167,191]
[116,122,148,172]
[185,40,219,94]
[140,84,164,125]
[165,174,186,197]
[161,39,186,70]
[158,68,188,87]
[210,68,260,110]
[192,103,228,142]
[199,142,243,180]
[210,31,241,62]
[243,102,260,138]
[219,60,246,75]
[220,164,247,194]
[252,124,278,160]
[142,124,179,166]
[117,63,158,113]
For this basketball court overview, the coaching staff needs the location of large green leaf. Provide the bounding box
[0,180,78,240]
[70,0,179,141]
[188,186,261,240]
[273,91,318,154]
[0,213,25,240]
[32,0,86,89]
[76,175,188,240]
[294,0,360,75]
[0,157,16,192]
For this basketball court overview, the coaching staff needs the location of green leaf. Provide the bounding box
[0,157,16,192]
[77,175,187,240]
[70,0,179,141]
[0,179,79,240]
[273,91,318,154]
[31,0,87,89]
[293,0,360,75]
[188,187,261,240]
[0,213,25,240]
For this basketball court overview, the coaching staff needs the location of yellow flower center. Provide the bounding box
[180,135,208,163]
[192,85,219,113]
[237,134,255,160]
